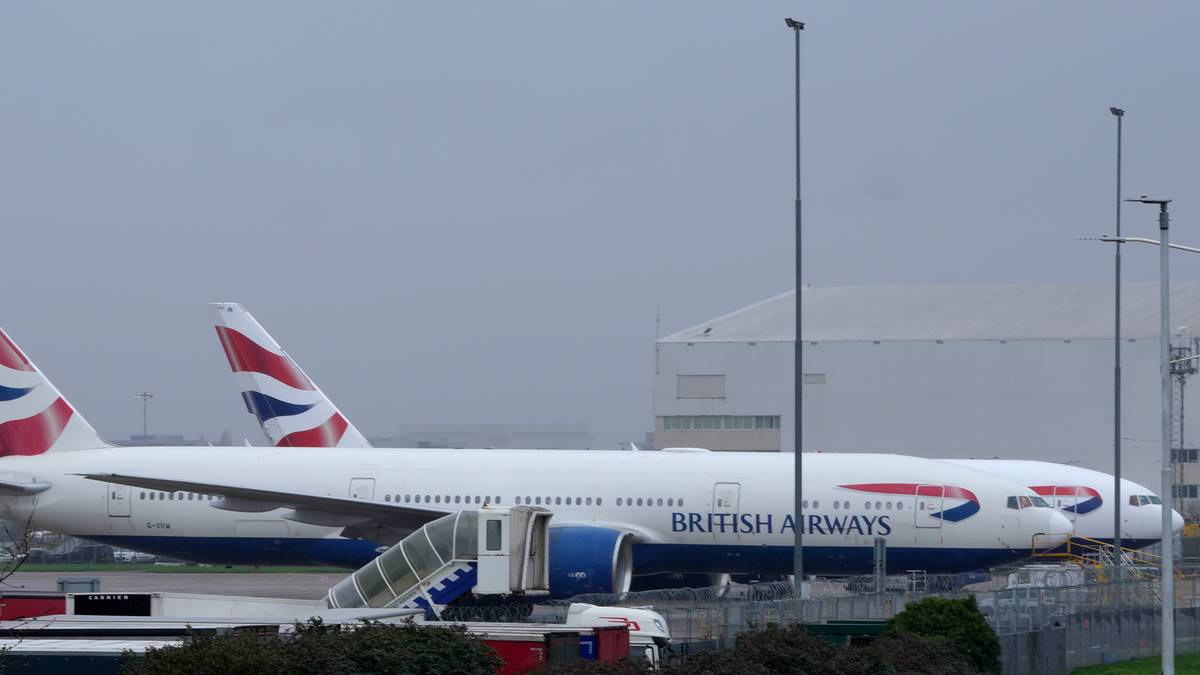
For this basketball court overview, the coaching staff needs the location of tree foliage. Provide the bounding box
[885,595,1001,674]
[123,618,502,675]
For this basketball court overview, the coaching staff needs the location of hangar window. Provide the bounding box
[677,375,725,399]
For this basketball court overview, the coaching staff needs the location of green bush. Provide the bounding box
[829,631,981,675]
[885,596,1001,674]
[123,618,502,675]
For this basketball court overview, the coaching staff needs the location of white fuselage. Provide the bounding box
[0,448,1073,575]
[948,459,1180,546]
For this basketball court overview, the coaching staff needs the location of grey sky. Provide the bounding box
[1,2,1197,445]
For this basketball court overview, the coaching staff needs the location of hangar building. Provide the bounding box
[653,283,1200,517]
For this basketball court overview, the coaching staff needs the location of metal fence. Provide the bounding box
[539,575,1200,673]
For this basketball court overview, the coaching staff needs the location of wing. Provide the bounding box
[79,472,447,545]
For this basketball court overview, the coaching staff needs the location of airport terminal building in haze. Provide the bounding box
[654,283,1200,518]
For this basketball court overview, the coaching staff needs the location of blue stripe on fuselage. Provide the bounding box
[76,535,1035,576]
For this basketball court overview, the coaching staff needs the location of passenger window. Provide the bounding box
[597,498,603,506]
[617,498,623,506]
[657,499,663,507]
[667,498,674,507]
[555,497,562,505]
[586,497,593,506]
[385,495,391,503]
[677,498,682,507]
[140,492,145,500]
[576,497,582,505]
[535,497,542,505]
[886,501,892,510]
[637,498,643,506]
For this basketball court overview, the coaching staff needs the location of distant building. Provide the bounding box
[654,283,1200,518]
[115,434,208,447]
[370,423,592,450]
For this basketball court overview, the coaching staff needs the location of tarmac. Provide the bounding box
[1,571,351,599]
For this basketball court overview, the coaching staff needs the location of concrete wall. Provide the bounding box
[654,337,1193,490]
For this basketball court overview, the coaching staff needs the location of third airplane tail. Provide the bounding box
[209,303,370,448]
[0,327,106,456]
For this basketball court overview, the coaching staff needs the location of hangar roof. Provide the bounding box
[660,283,1200,343]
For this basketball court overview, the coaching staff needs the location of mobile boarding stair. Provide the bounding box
[326,507,552,617]
[1031,533,1173,600]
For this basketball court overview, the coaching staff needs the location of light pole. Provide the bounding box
[784,15,805,595]
[135,392,153,444]
[1125,195,1175,675]
[1110,107,1124,579]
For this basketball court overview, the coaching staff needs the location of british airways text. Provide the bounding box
[671,512,892,536]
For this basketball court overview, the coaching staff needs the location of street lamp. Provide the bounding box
[1124,195,1175,675]
[135,392,154,444]
[1110,107,1124,578]
[784,15,805,596]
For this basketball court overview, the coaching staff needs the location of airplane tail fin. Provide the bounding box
[0,328,108,455]
[208,303,371,448]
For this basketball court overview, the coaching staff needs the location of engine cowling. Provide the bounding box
[548,526,634,597]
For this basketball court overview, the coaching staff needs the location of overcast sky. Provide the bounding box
[1,2,1197,446]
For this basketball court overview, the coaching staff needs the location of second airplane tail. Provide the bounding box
[209,303,371,448]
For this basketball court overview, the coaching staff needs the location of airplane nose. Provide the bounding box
[1048,510,1074,536]
[1031,509,1075,550]
[1174,510,1184,534]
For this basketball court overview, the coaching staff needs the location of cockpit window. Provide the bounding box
[1008,495,1050,510]
[1149,496,1162,505]
[1139,495,1150,506]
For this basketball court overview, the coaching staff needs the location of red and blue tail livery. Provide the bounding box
[209,303,369,448]
[0,328,106,456]
[838,483,981,522]
[1031,485,1102,515]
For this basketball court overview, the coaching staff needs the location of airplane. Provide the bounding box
[946,459,1181,548]
[212,302,1177,551]
[0,325,1074,596]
